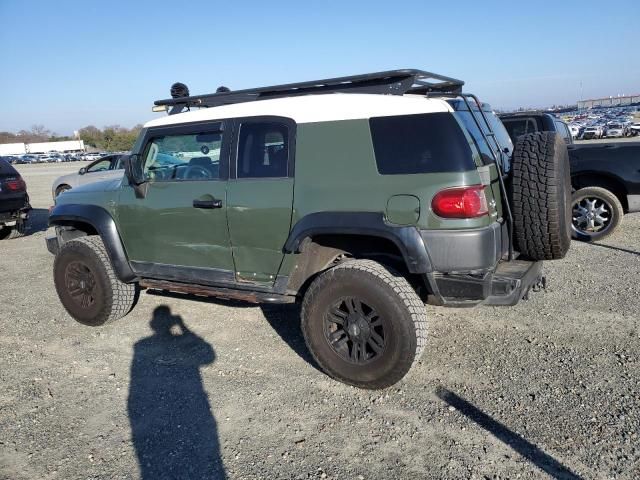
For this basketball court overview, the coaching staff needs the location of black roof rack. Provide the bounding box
[154,69,465,115]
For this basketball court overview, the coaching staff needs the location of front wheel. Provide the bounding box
[53,236,138,326]
[571,187,624,242]
[301,259,427,389]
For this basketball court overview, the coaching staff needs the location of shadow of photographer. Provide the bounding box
[128,305,226,479]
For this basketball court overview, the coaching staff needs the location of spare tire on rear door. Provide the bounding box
[509,131,571,260]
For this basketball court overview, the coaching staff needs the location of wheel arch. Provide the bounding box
[571,171,629,211]
[49,204,136,282]
[284,212,431,274]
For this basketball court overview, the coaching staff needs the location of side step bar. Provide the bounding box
[139,278,296,304]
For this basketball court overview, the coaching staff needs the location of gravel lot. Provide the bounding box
[1,162,638,479]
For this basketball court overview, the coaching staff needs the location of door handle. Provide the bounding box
[193,198,223,209]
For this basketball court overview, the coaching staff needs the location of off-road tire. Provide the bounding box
[510,131,571,260]
[571,186,624,242]
[301,259,427,389]
[53,236,137,326]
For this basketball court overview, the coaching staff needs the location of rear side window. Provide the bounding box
[0,159,18,177]
[237,122,289,178]
[369,113,474,175]
[502,118,538,141]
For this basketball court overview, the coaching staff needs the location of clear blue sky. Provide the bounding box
[1,0,638,135]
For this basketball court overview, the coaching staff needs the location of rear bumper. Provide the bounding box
[0,194,30,223]
[420,223,543,307]
[421,222,506,273]
[426,260,544,307]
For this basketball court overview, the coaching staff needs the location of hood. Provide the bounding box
[62,177,124,196]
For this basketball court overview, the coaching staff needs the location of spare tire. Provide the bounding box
[510,132,571,260]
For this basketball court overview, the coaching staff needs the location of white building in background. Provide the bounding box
[0,143,26,155]
[577,94,640,109]
[0,140,85,156]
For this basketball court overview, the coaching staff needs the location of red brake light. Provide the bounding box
[432,185,488,218]
[4,176,26,192]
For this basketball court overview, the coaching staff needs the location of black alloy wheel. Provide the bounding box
[323,296,386,365]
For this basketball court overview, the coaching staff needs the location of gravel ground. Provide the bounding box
[1,162,638,480]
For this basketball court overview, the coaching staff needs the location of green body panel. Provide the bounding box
[54,178,121,215]
[291,120,489,229]
[115,180,234,270]
[277,120,495,277]
[386,195,420,225]
[226,178,294,283]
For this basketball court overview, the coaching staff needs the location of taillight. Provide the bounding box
[432,185,488,218]
[4,177,26,192]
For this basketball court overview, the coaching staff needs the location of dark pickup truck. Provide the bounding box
[500,112,640,241]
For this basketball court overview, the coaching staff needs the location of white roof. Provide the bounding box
[144,93,452,128]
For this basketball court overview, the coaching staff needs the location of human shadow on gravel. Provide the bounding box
[260,304,321,372]
[590,242,640,257]
[436,387,582,480]
[144,290,319,373]
[128,305,226,479]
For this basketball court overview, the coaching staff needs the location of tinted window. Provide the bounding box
[0,158,18,176]
[143,130,222,181]
[370,113,474,175]
[87,159,111,172]
[454,111,495,165]
[555,121,571,142]
[502,118,538,142]
[237,122,288,178]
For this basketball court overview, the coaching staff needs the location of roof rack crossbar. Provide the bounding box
[154,69,464,114]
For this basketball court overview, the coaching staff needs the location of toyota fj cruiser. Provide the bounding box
[46,70,571,389]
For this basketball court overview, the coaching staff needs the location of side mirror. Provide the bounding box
[125,154,145,185]
[79,167,87,175]
[124,154,149,198]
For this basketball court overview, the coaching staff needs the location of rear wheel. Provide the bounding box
[510,132,572,260]
[53,236,138,326]
[571,186,623,242]
[301,259,427,389]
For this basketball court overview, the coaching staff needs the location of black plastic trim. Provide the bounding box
[48,204,136,282]
[284,212,431,274]
[131,260,290,294]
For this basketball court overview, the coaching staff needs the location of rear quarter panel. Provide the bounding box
[292,119,488,231]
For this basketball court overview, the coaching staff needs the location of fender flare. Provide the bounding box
[49,204,136,282]
[283,212,432,274]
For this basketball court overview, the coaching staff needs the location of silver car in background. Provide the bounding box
[52,154,126,198]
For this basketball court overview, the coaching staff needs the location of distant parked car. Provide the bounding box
[568,125,581,139]
[582,126,604,140]
[83,152,103,161]
[605,124,625,138]
[52,154,126,197]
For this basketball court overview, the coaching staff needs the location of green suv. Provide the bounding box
[47,70,571,389]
